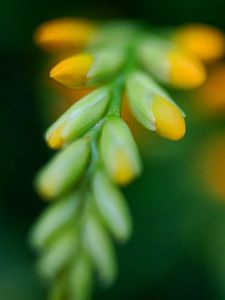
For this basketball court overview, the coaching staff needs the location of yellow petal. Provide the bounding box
[174,24,225,62]
[168,49,206,88]
[152,96,186,140]
[50,54,93,88]
[34,18,96,52]
[113,149,134,185]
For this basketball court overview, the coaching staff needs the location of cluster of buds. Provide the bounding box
[31,18,225,300]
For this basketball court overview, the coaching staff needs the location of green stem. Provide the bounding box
[107,74,126,117]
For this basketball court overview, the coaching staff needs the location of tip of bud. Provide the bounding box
[33,18,95,52]
[50,54,93,88]
[168,50,206,88]
[47,124,65,149]
[152,96,186,141]
[174,24,225,62]
[113,150,135,185]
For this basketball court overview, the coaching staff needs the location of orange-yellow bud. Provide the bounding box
[174,24,225,62]
[168,50,206,88]
[152,96,186,140]
[34,18,96,52]
[50,54,93,88]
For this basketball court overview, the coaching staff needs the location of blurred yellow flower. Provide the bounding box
[34,18,96,52]
[193,64,225,117]
[168,49,206,88]
[174,24,225,62]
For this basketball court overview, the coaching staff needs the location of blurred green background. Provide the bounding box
[2,0,225,299]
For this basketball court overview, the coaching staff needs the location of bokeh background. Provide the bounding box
[2,0,225,299]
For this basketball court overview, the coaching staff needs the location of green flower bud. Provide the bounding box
[126,71,186,141]
[35,138,90,199]
[83,212,117,285]
[50,47,125,89]
[46,88,110,149]
[69,252,93,300]
[138,36,205,88]
[92,170,132,242]
[100,116,142,186]
[37,228,79,279]
[30,191,81,250]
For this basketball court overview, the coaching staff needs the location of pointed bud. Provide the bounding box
[46,88,110,149]
[34,18,96,52]
[138,37,206,89]
[50,48,124,88]
[30,192,81,250]
[50,54,93,88]
[152,95,186,140]
[69,252,93,300]
[174,24,225,62]
[100,116,142,185]
[83,213,117,285]
[126,71,186,140]
[37,228,78,279]
[35,138,90,199]
[92,170,132,241]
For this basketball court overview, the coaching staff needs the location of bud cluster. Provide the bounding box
[31,19,225,300]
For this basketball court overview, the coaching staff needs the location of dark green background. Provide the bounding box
[2,0,225,299]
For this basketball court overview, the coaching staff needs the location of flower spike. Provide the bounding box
[31,20,219,300]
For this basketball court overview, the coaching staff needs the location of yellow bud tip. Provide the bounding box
[113,150,134,185]
[168,50,206,88]
[174,24,225,62]
[152,96,186,141]
[33,18,96,52]
[37,184,55,200]
[50,54,93,88]
[47,124,65,149]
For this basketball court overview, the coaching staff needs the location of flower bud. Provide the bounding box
[46,87,110,149]
[34,18,96,52]
[69,252,93,300]
[138,37,206,89]
[92,170,132,241]
[174,24,225,62]
[37,228,78,279]
[100,116,142,185]
[35,138,90,199]
[126,71,186,140]
[83,212,117,285]
[30,192,81,250]
[50,48,124,88]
